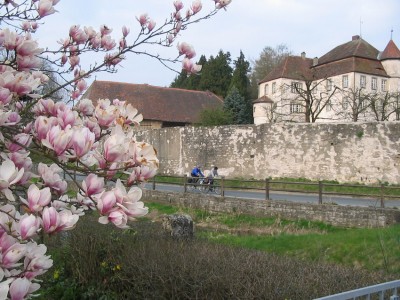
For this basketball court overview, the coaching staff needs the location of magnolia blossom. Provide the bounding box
[19,214,41,240]
[82,173,104,197]
[0,159,24,201]
[21,184,51,213]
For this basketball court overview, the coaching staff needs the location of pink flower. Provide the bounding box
[191,0,202,14]
[99,24,112,36]
[70,127,95,158]
[37,0,58,17]
[69,55,80,69]
[38,163,68,195]
[41,207,59,233]
[103,126,128,162]
[177,42,196,59]
[122,26,130,37]
[0,159,24,201]
[82,173,104,197]
[23,242,53,279]
[147,19,156,32]
[2,242,27,268]
[9,278,35,300]
[136,13,148,27]
[76,98,94,116]
[57,106,76,129]
[34,116,58,141]
[100,209,128,228]
[0,86,12,104]
[174,0,184,11]
[23,184,51,212]
[41,124,73,156]
[97,191,116,215]
[19,214,41,239]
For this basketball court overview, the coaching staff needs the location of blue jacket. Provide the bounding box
[191,167,204,177]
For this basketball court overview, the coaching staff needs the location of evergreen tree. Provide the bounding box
[230,50,251,100]
[224,86,251,124]
[199,50,232,98]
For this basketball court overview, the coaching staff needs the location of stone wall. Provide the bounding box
[135,122,400,184]
[143,190,400,228]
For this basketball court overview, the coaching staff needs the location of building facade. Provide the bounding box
[253,35,400,124]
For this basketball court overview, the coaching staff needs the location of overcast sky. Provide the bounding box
[37,0,400,88]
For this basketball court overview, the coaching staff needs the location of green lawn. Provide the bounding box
[147,202,400,275]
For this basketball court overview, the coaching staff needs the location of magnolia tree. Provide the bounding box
[0,0,231,298]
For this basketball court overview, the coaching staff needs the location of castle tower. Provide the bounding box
[380,39,400,92]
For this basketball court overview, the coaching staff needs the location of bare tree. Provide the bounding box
[282,78,339,123]
[336,88,372,122]
[369,91,400,121]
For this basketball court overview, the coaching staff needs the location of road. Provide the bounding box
[144,183,400,209]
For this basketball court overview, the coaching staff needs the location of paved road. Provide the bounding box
[144,183,400,209]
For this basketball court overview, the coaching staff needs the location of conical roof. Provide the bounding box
[380,39,400,60]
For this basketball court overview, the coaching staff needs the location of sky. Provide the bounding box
[36,0,400,88]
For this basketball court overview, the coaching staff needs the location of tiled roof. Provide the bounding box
[83,81,223,124]
[313,57,388,78]
[380,39,400,60]
[317,36,380,65]
[252,95,274,104]
[259,56,314,83]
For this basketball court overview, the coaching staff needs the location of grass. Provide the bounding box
[146,202,400,275]
[154,175,400,199]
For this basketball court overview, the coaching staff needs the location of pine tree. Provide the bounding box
[230,50,251,100]
[199,50,233,98]
[224,86,251,124]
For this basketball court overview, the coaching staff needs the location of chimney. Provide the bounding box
[301,51,306,59]
[352,35,360,41]
[313,57,318,66]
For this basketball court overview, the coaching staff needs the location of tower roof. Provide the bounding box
[380,39,400,60]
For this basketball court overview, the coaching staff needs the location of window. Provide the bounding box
[342,98,349,110]
[264,84,269,95]
[381,79,387,92]
[326,79,333,91]
[360,75,366,88]
[326,100,332,111]
[311,82,317,94]
[291,82,302,93]
[290,103,302,114]
[272,82,276,94]
[371,77,377,90]
[342,75,348,88]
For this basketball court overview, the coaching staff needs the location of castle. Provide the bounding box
[253,35,400,124]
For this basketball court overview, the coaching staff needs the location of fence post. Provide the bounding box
[152,175,156,190]
[184,175,187,193]
[318,181,323,204]
[221,176,225,197]
[380,184,385,208]
[265,178,270,200]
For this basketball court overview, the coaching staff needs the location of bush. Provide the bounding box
[39,214,393,299]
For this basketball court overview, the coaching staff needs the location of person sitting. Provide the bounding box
[190,165,204,183]
[207,166,218,188]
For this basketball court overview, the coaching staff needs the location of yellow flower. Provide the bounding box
[53,270,60,280]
